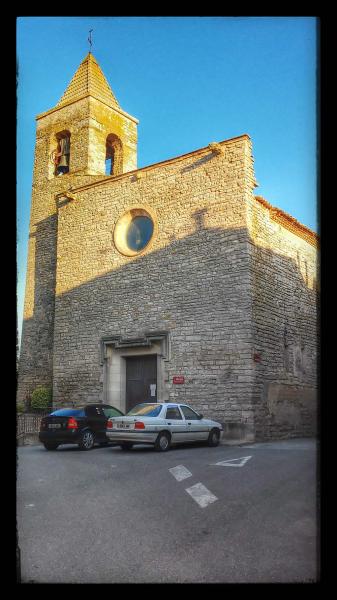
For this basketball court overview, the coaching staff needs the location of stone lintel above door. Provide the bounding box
[100,331,170,365]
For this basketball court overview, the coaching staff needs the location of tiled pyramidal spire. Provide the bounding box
[56,52,120,109]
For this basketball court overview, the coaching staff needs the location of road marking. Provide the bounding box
[25,504,35,508]
[243,442,314,450]
[212,455,252,467]
[185,483,218,508]
[169,465,193,482]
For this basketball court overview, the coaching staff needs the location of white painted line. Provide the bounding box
[25,504,35,508]
[169,465,193,482]
[185,483,218,508]
[244,442,314,450]
[212,455,252,467]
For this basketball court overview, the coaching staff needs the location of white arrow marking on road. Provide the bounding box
[185,483,218,508]
[169,465,193,482]
[212,456,252,467]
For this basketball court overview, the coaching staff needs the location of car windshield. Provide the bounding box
[126,404,162,417]
[49,409,85,417]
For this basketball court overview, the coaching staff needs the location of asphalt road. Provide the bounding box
[17,438,318,583]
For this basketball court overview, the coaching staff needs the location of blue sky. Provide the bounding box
[17,16,317,343]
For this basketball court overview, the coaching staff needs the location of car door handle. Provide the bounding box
[187,422,191,425]
[167,423,171,425]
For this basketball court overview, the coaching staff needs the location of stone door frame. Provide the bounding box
[100,332,170,413]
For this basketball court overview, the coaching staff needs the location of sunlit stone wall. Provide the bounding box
[18,101,318,440]
[52,137,255,435]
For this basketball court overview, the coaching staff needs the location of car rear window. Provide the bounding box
[102,407,124,418]
[126,404,162,417]
[49,409,85,417]
[85,406,105,417]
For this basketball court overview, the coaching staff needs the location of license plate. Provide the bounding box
[117,423,134,429]
[48,423,61,429]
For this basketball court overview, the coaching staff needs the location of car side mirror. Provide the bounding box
[198,414,203,420]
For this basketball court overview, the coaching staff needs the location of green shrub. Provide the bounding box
[17,402,25,414]
[30,386,52,411]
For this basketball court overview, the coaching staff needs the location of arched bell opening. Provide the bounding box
[105,134,123,176]
[51,130,71,177]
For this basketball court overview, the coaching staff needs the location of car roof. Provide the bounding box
[85,403,121,408]
[134,403,191,408]
[54,404,119,410]
[53,406,86,410]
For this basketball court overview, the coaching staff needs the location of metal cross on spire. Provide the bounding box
[88,29,93,52]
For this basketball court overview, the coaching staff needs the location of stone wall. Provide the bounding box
[87,98,137,175]
[18,91,318,441]
[52,136,257,437]
[246,196,318,439]
[17,95,124,404]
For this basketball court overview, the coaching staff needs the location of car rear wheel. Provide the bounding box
[78,430,95,451]
[155,432,171,452]
[208,428,220,447]
[43,442,59,451]
[120,442,133,451]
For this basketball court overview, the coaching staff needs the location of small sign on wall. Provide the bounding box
[173,376,185,384]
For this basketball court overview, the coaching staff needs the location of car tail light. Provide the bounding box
[67,417,78,429]
[135,421,145,430]
[107,420,113,429]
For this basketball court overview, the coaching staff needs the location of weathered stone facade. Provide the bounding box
[18,52,318,441]
[247,197,318,439]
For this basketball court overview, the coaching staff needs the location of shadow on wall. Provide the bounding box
[18,212,318,440]
[249,238,318,440]
[18,214,58,404]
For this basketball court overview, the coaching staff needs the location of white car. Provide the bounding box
[106,403,223,452]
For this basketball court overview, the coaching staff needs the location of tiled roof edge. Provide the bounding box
[254,195,318,247]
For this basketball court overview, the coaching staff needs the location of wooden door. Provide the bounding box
[125,355,157,413]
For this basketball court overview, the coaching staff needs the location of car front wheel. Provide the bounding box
[155,432,171,452]
[207,428,220,447]
[78,431,95,451]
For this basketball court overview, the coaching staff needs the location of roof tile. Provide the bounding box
[56,52,120,109]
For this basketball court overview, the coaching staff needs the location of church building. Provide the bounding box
[18,53,318,442]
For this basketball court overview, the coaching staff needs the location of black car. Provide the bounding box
[39,404,124,451]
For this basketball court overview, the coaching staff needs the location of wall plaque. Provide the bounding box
[173,376,185,384]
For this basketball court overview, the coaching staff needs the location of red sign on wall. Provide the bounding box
[173,376,185,384]
[173,375,185,383]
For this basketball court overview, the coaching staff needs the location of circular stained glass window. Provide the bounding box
[126,215,153,252]
[114,208,155,256]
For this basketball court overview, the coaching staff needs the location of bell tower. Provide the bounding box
[17,53,138,405]
[37,52,138,180]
